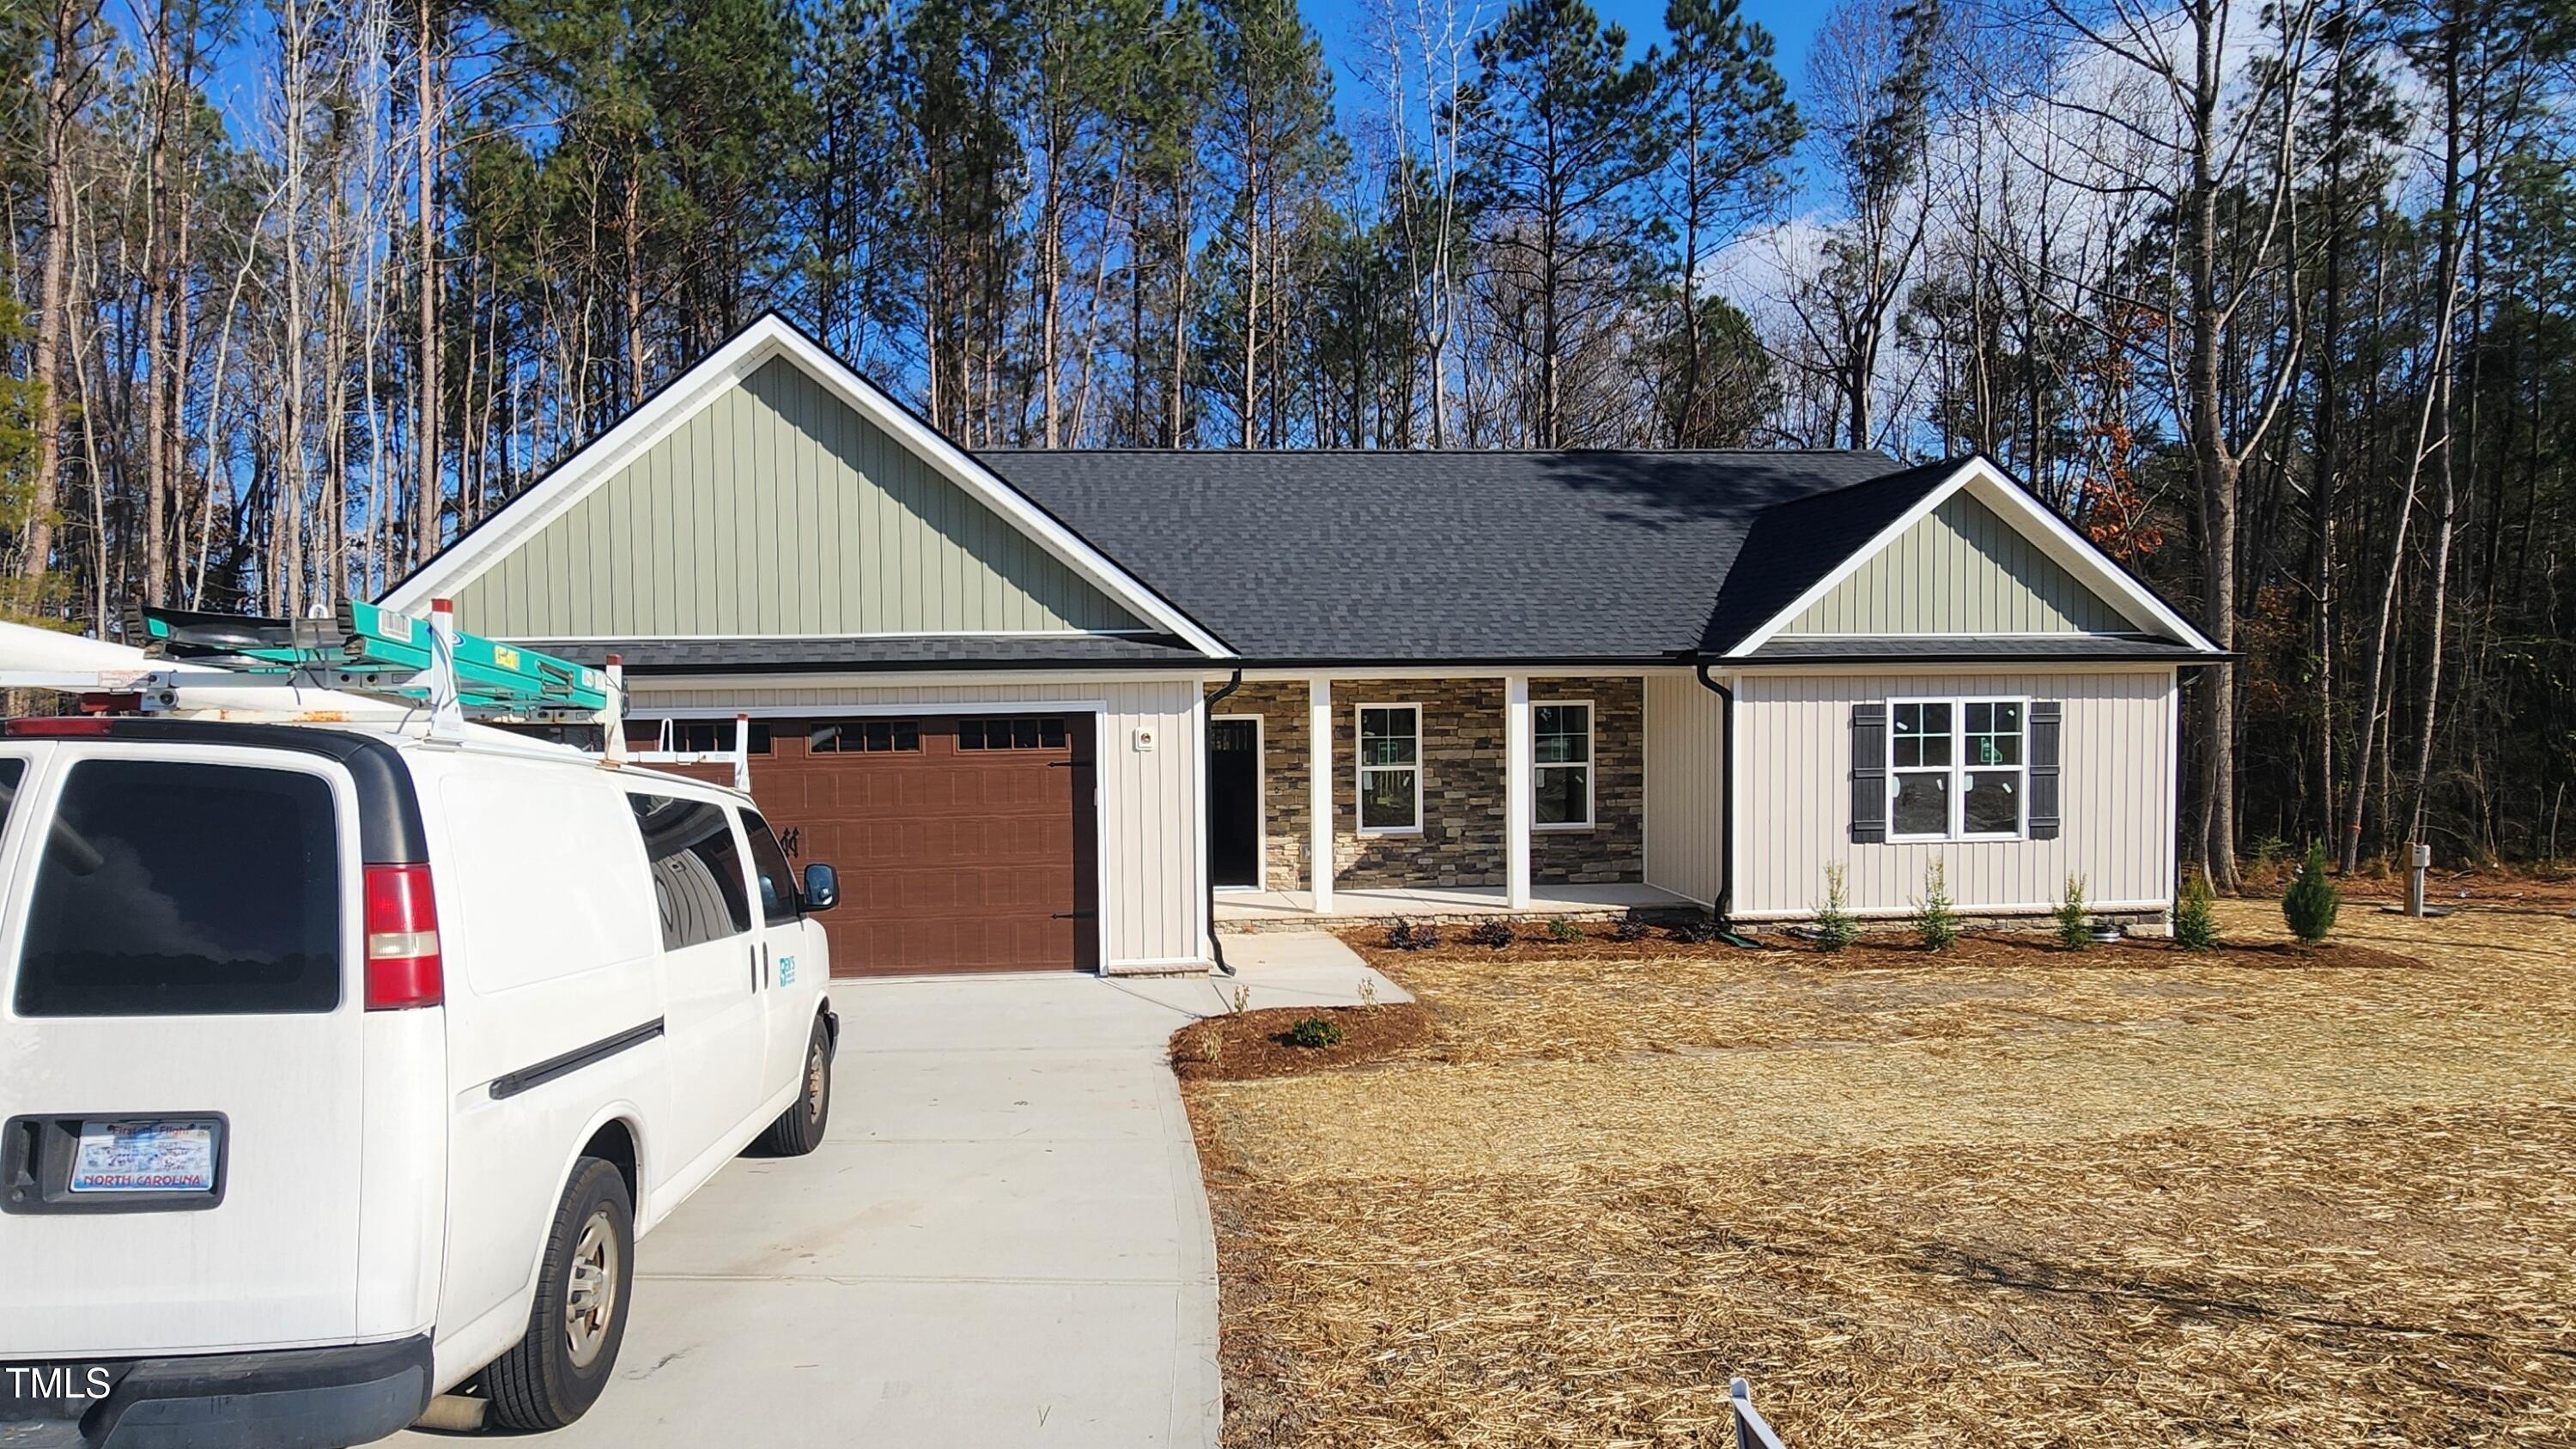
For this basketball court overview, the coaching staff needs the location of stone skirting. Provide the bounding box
[1203,676,1644,892]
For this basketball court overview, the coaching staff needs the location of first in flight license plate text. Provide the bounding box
[68,1119,217,1193]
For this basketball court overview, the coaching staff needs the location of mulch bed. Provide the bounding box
[1170,1003,1435,1082]
[1351,925,2425,973]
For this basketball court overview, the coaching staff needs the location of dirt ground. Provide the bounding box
[1181,900,2576,1446]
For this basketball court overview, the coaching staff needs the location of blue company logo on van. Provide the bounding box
[776,955,795,985]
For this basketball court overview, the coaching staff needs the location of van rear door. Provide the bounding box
[0,742,371,1357]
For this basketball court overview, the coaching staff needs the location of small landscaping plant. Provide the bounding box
[1667,917,1719,944]
[1282,1015,1344,1049]
[2281,840,2341,943]
[1546,917,1584,943]
[2054,874,2092,950]
[1466,918,1517,949]
[1386,920,1441,951]
[1913,859,1961,951]
[1813,864,1859,953]
[2173,866,2219,950]
[1610,915,1653,942]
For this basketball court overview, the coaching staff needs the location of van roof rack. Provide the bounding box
[143,599,612,714]
[0,601,755,791]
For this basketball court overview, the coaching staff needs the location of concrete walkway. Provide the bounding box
[397,937,1396,1449]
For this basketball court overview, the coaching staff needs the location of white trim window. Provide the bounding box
[1888,697,2026,840]
[1533,700,1593,830]
[1356,704,1422,834]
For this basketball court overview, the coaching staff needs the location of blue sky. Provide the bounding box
[1300,0,1826,112]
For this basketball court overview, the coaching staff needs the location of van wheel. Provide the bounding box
[483,1156,635,1431]
[758,1016,834,1155]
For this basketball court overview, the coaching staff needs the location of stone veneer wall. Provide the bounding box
[1333,678,1510,888]
[1206,680,1309,889]
[1529,676,1644,886]
[1204,676,1643,892]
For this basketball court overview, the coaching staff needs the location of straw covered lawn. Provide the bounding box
[1184,901,2576,1446]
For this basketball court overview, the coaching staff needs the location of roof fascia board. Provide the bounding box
[384,316,1235,659]
[625,668,1225,692]
[1722,456,2220,658]
[1728,660,2187,678]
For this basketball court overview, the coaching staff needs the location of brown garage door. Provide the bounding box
[623,714,1097,976]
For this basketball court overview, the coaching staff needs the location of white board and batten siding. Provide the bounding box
[631,677,1207,973]
[1643,675,1727,906]
[1730,670,2178,919]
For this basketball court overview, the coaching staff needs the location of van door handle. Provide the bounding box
[750,943,763,992]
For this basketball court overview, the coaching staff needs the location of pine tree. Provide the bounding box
[1455,0,1662,446]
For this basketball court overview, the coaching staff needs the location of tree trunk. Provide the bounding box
[20,0,93,604]
[416,0,441,565]
[2183,0,2239,890]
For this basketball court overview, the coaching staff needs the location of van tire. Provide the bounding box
[483,1156,635,1431]
[757,1016,834,1156]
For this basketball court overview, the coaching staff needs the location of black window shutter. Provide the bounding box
[2028,700,2063,840]
[1850,703,1887,844]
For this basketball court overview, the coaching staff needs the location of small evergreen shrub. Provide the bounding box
[1913,860,1961,952]
[2281,840,2341,943]
[1668,917,1719,944]
[1547,917,1584,943]
[2173,867,2219,950]
[1610,915,1653,943]
[1813,864,1859,953]
[1466,919,1517,949]
[2055,875,2092,950]
[1386,920,1441,951]
[1283,1016,1344,1049]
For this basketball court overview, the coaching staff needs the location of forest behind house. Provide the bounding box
[4,0,2573,887]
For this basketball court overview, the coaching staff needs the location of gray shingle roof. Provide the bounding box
[980,449,1917,664]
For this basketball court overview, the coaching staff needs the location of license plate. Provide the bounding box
[67,1119,218,1193]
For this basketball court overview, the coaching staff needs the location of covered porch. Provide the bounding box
[1204,670,1726,927]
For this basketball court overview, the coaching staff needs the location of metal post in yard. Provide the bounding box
[2408,841,2430,918]
[1730,1376,1789,1449]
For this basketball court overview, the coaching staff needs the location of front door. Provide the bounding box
[1209,717,1262,889]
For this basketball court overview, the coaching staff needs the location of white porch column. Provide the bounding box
[1505,673,1532,910]
[1309,676,1334,914]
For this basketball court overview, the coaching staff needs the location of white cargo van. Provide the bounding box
[0,713,841,1446]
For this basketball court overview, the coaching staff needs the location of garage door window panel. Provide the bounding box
[810,719,918,754]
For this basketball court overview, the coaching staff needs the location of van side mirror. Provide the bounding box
[800,862,841,912]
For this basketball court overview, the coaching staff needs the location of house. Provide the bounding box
[380,314,2220,979]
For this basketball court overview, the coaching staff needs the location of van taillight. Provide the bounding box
[363,863,442,1009]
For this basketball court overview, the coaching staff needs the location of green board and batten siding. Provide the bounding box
[1782,493,2131,636]
[450,357,1144,639]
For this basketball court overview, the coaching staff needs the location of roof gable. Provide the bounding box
[382,316,1228,655]
[1719,457,2219,658]
[1781,491,2129,635]
[445,356,1144,639]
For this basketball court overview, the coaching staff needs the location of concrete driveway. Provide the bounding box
[396,937,1400,1449]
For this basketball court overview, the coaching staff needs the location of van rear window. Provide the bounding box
[15,760,341,1016]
